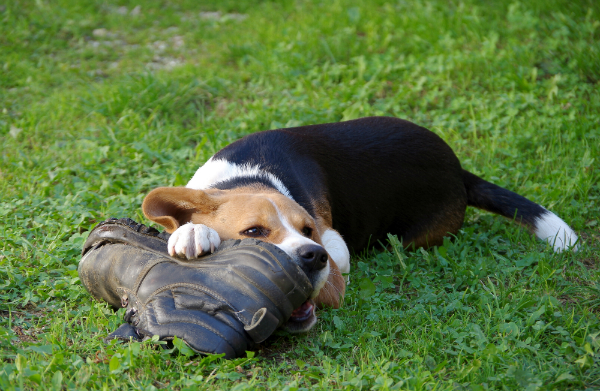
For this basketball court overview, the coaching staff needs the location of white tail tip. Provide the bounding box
[534,210,579,252]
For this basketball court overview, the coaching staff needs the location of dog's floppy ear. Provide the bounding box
[142,187,220,233]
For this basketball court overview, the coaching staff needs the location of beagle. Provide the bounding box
[142,116,578,332]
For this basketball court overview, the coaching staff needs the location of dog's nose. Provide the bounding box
[297,244,328,271]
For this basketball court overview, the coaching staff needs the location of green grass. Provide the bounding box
[1,0,599,389]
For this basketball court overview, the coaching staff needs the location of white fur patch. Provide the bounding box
[168,222,221,259]
[321,229,350,276]
[186,157,293,200]
[534,209,579,252]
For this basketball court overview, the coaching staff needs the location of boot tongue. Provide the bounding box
[290,300,314,322]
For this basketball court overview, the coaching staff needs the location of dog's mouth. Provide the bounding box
[290,300,314,322]
[284,299,317,333]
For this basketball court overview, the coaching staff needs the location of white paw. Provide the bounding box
[168,223,221,259]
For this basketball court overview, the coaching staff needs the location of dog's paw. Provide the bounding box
[168,223,221,259]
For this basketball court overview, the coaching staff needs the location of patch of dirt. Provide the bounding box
[198,11,248,22]
[1,304,46,320]
[153,379,170,389]
[91,350,109,364]
[146,55,184,71]
[578,231,599,270]
[259,334,306,364]
[12,325,38,343]
[558,295,579,306]
[1,305,51,347]
[582,257,598,270]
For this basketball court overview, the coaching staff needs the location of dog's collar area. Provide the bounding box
[187,158,295,201]
[211,175,282,195]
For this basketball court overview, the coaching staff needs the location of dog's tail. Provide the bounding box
[462,169,578,252]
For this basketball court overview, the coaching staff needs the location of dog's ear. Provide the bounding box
[142,187,220,233]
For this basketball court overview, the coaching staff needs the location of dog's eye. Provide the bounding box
[242,227,267,237]
[301,227,313,237]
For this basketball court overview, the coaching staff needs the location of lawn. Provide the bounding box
[1,0,599,389]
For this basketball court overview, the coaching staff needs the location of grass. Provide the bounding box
[1,0,599,389]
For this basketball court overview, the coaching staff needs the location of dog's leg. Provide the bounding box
[321,229,350,276]
[168,222,221,259]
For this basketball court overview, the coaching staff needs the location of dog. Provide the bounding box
[142,116,578,332]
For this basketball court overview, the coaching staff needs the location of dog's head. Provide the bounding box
[142,186,345,332]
